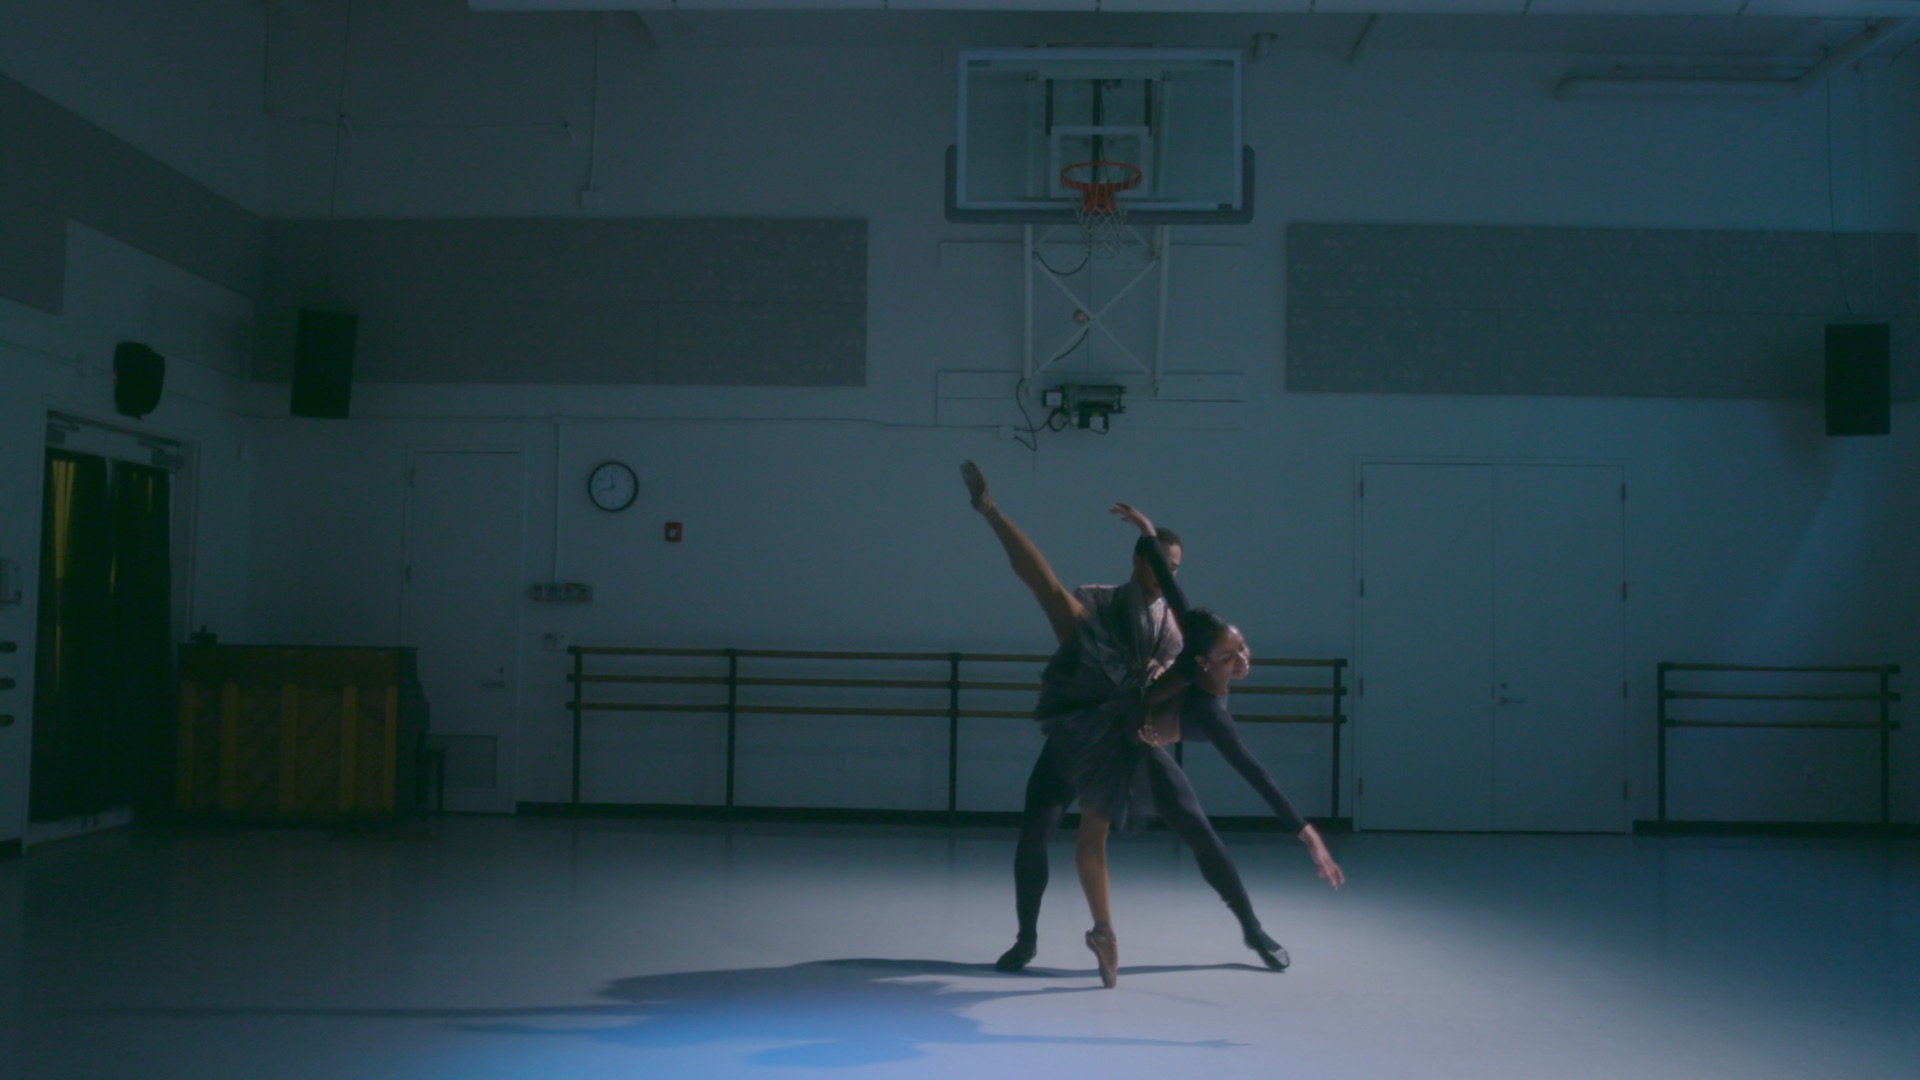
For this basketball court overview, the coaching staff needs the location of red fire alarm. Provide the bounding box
[664,522,682,543]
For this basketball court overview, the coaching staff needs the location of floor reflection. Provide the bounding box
[70,958,1248,1069]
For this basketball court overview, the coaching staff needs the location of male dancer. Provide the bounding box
[961,462,1182,972]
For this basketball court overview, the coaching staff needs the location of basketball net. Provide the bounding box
[1061,161,1143,258]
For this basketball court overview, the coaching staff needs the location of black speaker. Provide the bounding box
[290,308,358,418]
[1824,322,1891,437]
[112,342,165,419]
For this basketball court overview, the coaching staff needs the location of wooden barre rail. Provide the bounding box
[570,673,1339,696]
[1665,691,1903,703]
[573,700,1339,725]
[1660,662,1896,674]
[567,646,1348,819]
[573,646,1344,667]
[1656,661,1901,827]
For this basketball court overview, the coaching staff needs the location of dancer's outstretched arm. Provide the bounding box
[1112,502,1187,616]
[1117,501,1347,891]
[961,461,1084,647]
[1204,709,1345,889]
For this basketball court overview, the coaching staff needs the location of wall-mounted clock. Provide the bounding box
[588,461,638,512]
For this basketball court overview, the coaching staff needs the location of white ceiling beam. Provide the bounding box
[1311,1,1525,13]
[674,0,884,9]
[884,1,1096,11]
[1739,0,1920,14]
[468,2,676,10]
[1527,0,1746,14]
[1099,2,1312,12]
[469,1,1920,14]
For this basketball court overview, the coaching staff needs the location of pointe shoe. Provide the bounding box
[995,936,1036,973]
[960,461,995,514]
[1085,925,1119,988]
[1245,927,1290,971]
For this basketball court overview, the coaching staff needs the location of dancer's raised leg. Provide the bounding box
[961,461,1082,648]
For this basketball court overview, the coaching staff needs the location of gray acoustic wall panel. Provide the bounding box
[258,218,867,386]
[1286,224,1918,400]
[0,74,263,314]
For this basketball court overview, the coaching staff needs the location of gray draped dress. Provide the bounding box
[1033,575,1182,829]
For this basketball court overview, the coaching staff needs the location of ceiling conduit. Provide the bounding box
[1553,18,1903,100]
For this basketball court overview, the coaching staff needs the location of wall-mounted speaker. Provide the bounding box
[1824,322,1891,437]
[290,308,358,419]
[113,342,165,419]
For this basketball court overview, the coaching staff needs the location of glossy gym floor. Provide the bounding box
[2,817,1915,1079]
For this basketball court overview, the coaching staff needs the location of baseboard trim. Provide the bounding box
[1633,819,1920,838]
[515,802,1348,833]
[26,807,134,848]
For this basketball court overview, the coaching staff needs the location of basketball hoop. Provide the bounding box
[1060,160,1143,257]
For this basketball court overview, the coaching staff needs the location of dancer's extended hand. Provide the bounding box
[1300,825,1345,890]
[1111,501,1155,538]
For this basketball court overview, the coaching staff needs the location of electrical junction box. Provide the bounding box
[1054,383,1127,431]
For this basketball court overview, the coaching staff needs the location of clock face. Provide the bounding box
[588,461,638,512]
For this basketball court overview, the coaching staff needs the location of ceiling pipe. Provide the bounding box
[1554,19,1899,100]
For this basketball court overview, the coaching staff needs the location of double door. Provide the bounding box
[1357,463,1626,832]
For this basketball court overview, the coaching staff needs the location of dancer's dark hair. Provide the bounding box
[1174,607,1232,678]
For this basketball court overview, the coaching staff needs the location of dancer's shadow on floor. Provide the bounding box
[568,958,1252,1066]
[68,958,1256,1069]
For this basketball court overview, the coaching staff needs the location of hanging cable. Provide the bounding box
[1824,77,1857,319]
[1032,245,1090,278]
[1009,327,1090,467]
[1857,64,1878,313]
[583,18,603,202]
[322,0,357,300]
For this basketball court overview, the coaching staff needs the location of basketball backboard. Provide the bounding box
[948,47,1251,225]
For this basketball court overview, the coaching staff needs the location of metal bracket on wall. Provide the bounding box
[1024,222,1171,388]
[0,553,23,607]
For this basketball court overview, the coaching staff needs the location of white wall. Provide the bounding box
[0,225,256,846]
[6,0,1917,826]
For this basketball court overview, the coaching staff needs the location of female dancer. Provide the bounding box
[963,463,1342,986]
[1094,501,1345,984]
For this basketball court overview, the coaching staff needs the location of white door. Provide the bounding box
[1493,466,1625,832]
[1358,462,1625,832]
[404,451,524,814]
[1356,464,1495,831]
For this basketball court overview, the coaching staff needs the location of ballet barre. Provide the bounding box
[1656,661,1901,828]
[566,647,1348,821]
